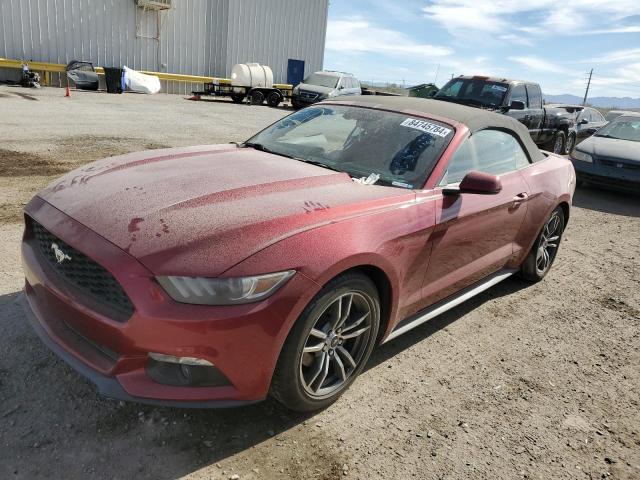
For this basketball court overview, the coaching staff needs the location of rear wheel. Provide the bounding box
[266,91,282,107]
[270,273,380,412]
[520,206,565,282]
[249,90,265,105]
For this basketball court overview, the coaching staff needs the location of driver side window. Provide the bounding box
[439,130,530,186]
[509,84,528,106]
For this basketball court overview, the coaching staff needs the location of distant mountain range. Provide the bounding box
[544,94,640,109]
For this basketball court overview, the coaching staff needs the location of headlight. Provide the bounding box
[157,270,295,305]
[570,150,593,163]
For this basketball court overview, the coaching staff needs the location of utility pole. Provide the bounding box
[434,64,440,85]
[583,69,593,106]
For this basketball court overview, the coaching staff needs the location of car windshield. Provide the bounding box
[303,73,339,89]
[245,105,455,189]
[434,78,508,108]
[594,117,640,142]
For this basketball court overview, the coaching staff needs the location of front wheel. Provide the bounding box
[550,130,566,154]
[270,273,380,412]
[564,133,575,155]
[230,93,245,104]
[520,206,565,282]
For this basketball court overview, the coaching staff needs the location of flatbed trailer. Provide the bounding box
[191,80,293,107]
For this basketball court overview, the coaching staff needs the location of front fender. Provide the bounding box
[224,197,437,344]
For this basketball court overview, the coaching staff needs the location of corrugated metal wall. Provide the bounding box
[0,0,328,91]
[226,0,328,83]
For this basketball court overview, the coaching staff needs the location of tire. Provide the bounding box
[270,272,380,412]
[230,93,245,104]
[249,90,265,105]
[520,206,565,282]
[266,91,282,107]
[564,133,575,155]
[291,99,304,110]
[545,130,566,154]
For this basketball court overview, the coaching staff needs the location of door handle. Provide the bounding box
[524,114,531,120]
[513,192,529,204]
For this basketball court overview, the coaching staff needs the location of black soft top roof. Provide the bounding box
[325,96,545,162]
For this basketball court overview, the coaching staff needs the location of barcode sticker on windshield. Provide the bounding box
[400,118,452,137]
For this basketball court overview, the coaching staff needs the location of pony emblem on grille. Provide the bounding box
[51,242,72,264]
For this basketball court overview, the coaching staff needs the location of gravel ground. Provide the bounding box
[1,85,639,480]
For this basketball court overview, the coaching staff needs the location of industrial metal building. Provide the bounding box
[0,0,329,91]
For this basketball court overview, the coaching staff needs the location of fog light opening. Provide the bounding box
[148,352,214,367]
[180,363,192,382]
[146,352,231,388]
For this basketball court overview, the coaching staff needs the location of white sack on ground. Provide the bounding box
[123,66,161,94]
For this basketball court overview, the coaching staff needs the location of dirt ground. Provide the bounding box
[1,85,639,480]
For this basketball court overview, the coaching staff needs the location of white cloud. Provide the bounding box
[421,3,506,33]
[508,56,570,74]
[498,34,534,47]
[326,18,452,57]
[580,48,640,64]
[422,0,640,41]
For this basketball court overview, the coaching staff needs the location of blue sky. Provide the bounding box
[324,0,640,98]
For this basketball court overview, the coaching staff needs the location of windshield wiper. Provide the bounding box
[243,141,276,153]
[243,142,345,173]
[298,158,344,173]
[243,142,302,160]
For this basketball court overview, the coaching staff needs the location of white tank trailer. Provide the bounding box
[193,63,289,107]
[231,63,274,88]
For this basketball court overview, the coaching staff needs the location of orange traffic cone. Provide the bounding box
[65,85,71,97]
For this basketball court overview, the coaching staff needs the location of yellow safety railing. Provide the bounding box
[0,58,291,90]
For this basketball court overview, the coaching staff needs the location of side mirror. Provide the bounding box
[509,100,525,110]
[579,118,589,125]
[443,171,502,195]
[338,85,344,90]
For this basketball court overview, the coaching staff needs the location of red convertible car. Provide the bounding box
[21,97,575,411]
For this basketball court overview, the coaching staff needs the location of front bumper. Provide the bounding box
[292,92,325,106]
[20,294,254,408]
[21,197,319,407]
[571,158,640,193]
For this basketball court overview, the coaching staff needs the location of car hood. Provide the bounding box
[296,83,334,95]
[38,145,410,276]
[576,136,640,163]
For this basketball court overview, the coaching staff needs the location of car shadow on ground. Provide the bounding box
[573,184,640,218]
[0,277,530,479]
[367,276,529,368]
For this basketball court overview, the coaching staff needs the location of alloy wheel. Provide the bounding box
[554,135,564,154]
[565,135,575,155]
[536,212,561,275]
[299,292,374,399]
